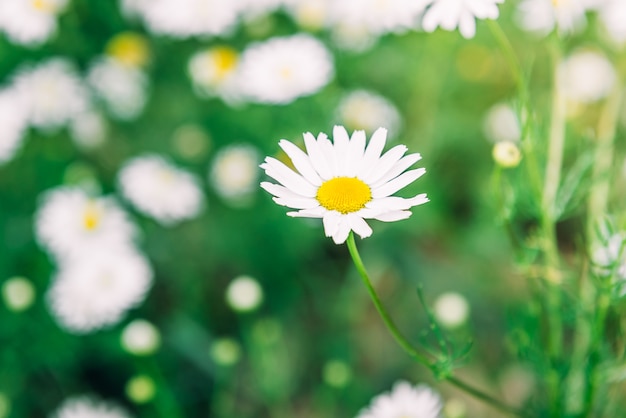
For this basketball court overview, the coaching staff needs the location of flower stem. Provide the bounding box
[346,232,529,417]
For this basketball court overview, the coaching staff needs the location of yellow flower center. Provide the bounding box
[82,203,101,231]
[211,47,238,80]
[31,0,55,12]
[316,177,371,214]
[106,32,150,68]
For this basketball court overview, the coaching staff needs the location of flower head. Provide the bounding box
[421,0,504,39]
[515,0,589,35]
[357,381,443,418]
[51,396,132,418]
[336,90,402,139]
[261,126,428,244]
[0,0,68,46]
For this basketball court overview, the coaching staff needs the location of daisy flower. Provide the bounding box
[105,32,151,69]
[421,0,504,39]
[0,0,68,47]
[12,58,90,131]
[237,34,334,104]
[515,0,588,35]
[356,381,443,418]
[328,0,427,36]
[598,1,626,45]
[482,102,521,143]
[210,144,260,204]
[0,88,29,165]
[557,50,616,104]
[51,396,132,418]
[188,46,241,103]
[35,187,137,261]
[336,90,402,139]
[284,0,331,31]
[260,126,428,244]
[118,155,204,225]
[47,248,153,334]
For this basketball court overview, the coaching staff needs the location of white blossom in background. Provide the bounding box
[329,0,425,35]
[188,46,241,103]
[35,187,137,261]
[125,0,240,38]
[87,57,148,120]
[284,0,330,31]
[210,144,259,203]
[0,0,68,46]
[336,90,402,139]
[48,249,153,334]
[598,1,626,45]
[105,32,151,69]
[12,58,90,131]
[121,319,161,355]
[2,277,36,312]
[238,0,286,20]
[356,381,443,418]
[51,396,132,418]
[237,34,334,104]
[515,0,589,35]
[558,50,616,104]
[226,275,264,312]
[434,292,470,328]
[483,103,521,143]
[421,0,504,39]
[118,155,204,225]
[0,88,29,165]
[69,110,108,150]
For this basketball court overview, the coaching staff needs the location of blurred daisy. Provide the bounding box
[188,46,241,103]
[127,0,240,38]
[69,110,108,150]
[515,0,588,35]
[238,0,286,20]
[261,126,428,244]
[118,155,204,225]
[433,292,470,328]
[0,0,68,46]
[121,319,161,355]
[12,58,90,131]
[598,1,626,44]
[237,34,334,104]
[558,50,616,104]
[328,0,426,36]
[51,396,132,418]
[36,187,137,261]
[87,57,148,120]
[0,88,29,165]
[483,103,521,143]
[48,249,152,334]
[210,144,259,204]
[226,275,264,312]
[105,32,151,68]
[356,381,443,418]
[421,0,504,39]
[336,90,402,139]
[284,0,330,31]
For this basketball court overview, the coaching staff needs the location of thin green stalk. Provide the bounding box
[346,232,528,418]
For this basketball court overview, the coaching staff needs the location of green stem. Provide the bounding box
[346,232,528,417]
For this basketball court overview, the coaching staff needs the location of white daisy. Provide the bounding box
[51,396,132,418]
[118,155,204,225]
[557,50,616,104]
[210,144,259,203]
[105,32,151,69]
[127,0,240,38]
[188,46,241,103]
[0,88,29,165]
[482,102,521,143]
[238,0,286,20]
[284,0,331,31]
[328,0,426,36]
[515,0,588,35]
[261,126,428,244]
[35,187,137,261]
[226,275,264,313]
[69,110,108,150]
[12,58,90,131]
[48,249,152,334]
[336,90,402,139]
[356,381,443,418]
[598,1,626,44]
[87,57,148,120]
[237,34,334,105]
[0,0,68,46]
[421,0,504,39]
[121,319,161,355]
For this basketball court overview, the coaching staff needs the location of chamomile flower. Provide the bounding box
[69,110,108,150]
[35,187,137,261]
[598,1,626,44]
[558,50,616,104]
[0,0,68,46]
[261,126,428,244]
[336,90,402,139]
[48,249,152,334]
[87,57,148,120]
[515,0,588,35]
[421,0,504,39]
[356,381,443,418]
[105,32,151,68]
[51,396,132,418]
[0,88,29,165]
[210,144,260,204]
[188,46,241,103]
[118,155,204,225]
[12,58,90,131]
[328,0,426,36]
[284,0,331,31]
[237,34,334,104]
[483,103,521,143]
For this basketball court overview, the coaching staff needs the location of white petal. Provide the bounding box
[279,140,322,186]
[274,196,320,209]
[366,194,429,211]
[361,145,407,184]
[260,182,305,199]
[370,153,422,189]
[323,211,342,237]
[332,125,350,176]
[332,219,351,244]
[458,12,476,39]
[374,210,412,222]
[287,207,325,218]
[357,128,387,179]
[318,133,338,177]
[345,130,366,177]
[372,168,426,198]
[348,214,373,239]
[261,157,318,197]
[304,132,332,180]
